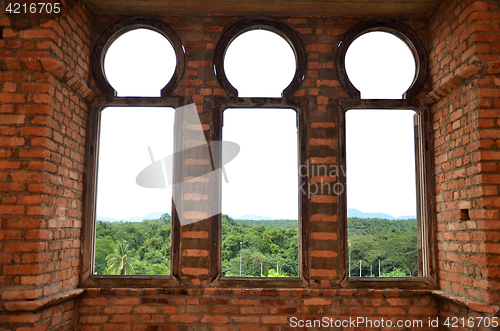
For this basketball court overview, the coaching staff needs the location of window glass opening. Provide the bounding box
[94,107,175,275]
[345,31,416,99]
[224,30,296,98]
[104,29,177,97]
[221,108,299,278]
[346,109,418,277]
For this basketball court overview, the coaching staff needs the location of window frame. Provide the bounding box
[81,97,185,288]
[336,19,428,100]
[91,16,185,97]
[210,18,309,287]
[336,19,437,289]
[338,99,437,288]
[81,17,186,287]
[210,98,310,288]
[213,17,306,98]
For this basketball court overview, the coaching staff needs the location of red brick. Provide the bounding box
[262,315,288,324]
[201,316,228,323]
[0,136,25,146]
[311,214,337,222]
[170,315,198,323]
[310,269,336,277]
[0,114,26,124]
[306,44,332,52]
[182,231,209,238]
[182,268,208,275]
[311,250,337,257]
[304,298,332,305]
[311,232,337,240]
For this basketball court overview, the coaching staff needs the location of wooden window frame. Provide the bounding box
[81,17,185,288]
[213,17,306,98]
[337,99,437,289]
[336,19,437,289]
[81,97,185,288]
[210,18,309,287]
[210,98,310,288]
[91,16,185,97]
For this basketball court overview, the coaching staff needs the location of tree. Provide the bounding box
[94,235,115,275]
[105,239,138,275]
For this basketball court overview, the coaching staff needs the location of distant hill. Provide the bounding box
[95,215,120,222]
[235,214,273,221]
[347,208,415,220]
[96,211,168,223]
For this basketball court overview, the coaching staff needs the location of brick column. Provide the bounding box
[428,0,500,323]
[0,0,93,329]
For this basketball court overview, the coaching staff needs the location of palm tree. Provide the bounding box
[105,239,138,275]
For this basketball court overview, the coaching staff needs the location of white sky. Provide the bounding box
[224,30,296,97]
[96,107,174,219]
[222,109,298,220]
[99,28,417,220]
[346,109,416,218]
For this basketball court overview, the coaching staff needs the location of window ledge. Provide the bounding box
[214,277,307,288]
[81,275,179,288]
[4,289,84,312]
[341,277,437,289]
[432,290,500,315]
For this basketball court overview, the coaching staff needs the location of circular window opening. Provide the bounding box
[104,28,177,97]
[345,31,416,99]
[224,29,296,98]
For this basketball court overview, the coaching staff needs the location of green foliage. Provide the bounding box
[105,239,138,275]
[222,214,298,278]
[95,214,171,275]
[381,267,408,277]
[348,217,418,277]
[94,235,115,275]
[95,213,417,278]
[348,217,417,236]
[267,268,288,277]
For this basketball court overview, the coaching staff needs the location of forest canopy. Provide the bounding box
[94,213,417,277]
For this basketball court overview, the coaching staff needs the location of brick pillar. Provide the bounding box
[0,0,93,329]
[428,0,500,323]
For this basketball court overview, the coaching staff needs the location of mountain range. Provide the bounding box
[97,209,416,223]
[235,214,275,220]
[347,208,416,220]
[96,211,167,223]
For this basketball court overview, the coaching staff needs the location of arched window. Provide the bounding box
[223,29,296,97]
[83,17,185,284]
[337,19,427,100]
[345,31,416,99]
[214,18,306,279]
[104,28,177,97]
[92,17,185,97]
[337,20,435,282]
[214,17,306,98]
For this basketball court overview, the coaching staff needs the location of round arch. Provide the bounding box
[92,17,185,97]
[214,17,306,98]
[336,19,427,99]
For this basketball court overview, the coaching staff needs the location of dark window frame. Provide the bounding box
[210,97,310,288]
[336,19,428,100]
[210,18,309,287]
[81,17,186,288]
[336,20,437,289]
[213,17,306,98]
[91,16,185,97]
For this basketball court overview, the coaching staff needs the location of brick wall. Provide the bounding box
[0,0,93,329]
[79,288,437,331]
[82,13,439,331]
[1,0,499,329]
[428,0,500,327]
